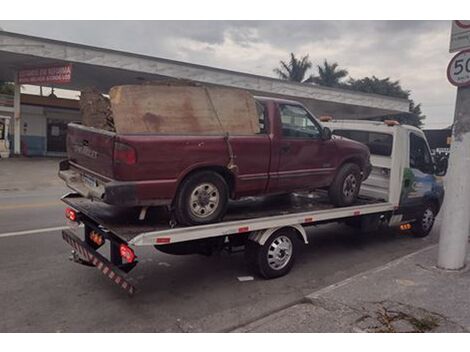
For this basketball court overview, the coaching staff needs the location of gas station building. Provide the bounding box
[0,30,410,157]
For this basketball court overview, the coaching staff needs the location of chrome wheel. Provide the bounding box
[267,235,293,271]
[189,182,220,218]
[422,208,434,232]
[342,174,358,201]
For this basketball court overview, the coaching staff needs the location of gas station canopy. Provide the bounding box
[0,30,409,119]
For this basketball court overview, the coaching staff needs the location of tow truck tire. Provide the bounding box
[411,203,436,238]
[329,163,362,207]
[174,171,229,226]
[245,228,298,279]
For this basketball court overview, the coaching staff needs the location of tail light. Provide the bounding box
[119,244,136,263]
[114,142,137,165]
[65,207,77,222]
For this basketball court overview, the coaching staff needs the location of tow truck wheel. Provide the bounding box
[329,163,362,207]
[174,171,229,226]
[411,203,436,238]
[245,228,298,279]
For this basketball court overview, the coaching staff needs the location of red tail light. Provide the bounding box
[119,244,136,263]
[65,207,77,221]
[114,142,137,165]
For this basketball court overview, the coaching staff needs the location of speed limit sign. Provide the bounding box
[447,49,470,87]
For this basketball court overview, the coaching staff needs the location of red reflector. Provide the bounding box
[353,210,361,216]
[65,207,77,221]
[114,142,137,165]
[119,244,136,263]
[304,217,313,223]
[156,237,171,244]
[238,226,249,233]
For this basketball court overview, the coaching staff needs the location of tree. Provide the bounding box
[347,76,408,99]
[0,81,15,95]
[309,60,348,88]
[273,53,313,83]
[347,76,425,128]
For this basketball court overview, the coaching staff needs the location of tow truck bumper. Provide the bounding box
[62,228,136,295]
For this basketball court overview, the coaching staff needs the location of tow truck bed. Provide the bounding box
[62,192,392,246]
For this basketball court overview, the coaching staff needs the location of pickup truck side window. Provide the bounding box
[279,104,321,139]
[256,101,268,134]
[409,133,434,174]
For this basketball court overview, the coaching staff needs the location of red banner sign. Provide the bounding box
[18,64,72,85]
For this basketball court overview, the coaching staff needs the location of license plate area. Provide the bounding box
[82,174,98,188]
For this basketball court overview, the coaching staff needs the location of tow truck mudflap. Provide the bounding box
[62,229,136,295]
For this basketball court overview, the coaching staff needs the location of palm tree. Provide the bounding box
[309,60,348,87]
[273,53,313,83]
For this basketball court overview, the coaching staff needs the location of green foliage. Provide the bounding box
[0,81,15,96]
[308,60,348,88]
[347,76,409,99]
[273,53,313,83]
[347,76,425,127]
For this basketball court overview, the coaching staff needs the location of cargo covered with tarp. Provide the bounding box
[79,81,260,135]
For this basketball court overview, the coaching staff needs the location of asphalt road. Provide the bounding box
[0,158,440,332]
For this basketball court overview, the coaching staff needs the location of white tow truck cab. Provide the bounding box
[61,120,445,295]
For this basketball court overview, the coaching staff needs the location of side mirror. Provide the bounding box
[433,153,449,176]
[321,127,332,140]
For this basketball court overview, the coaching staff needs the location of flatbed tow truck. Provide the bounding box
[61,120,445,295]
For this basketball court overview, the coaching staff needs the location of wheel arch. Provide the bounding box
[176,165,236,199]
[248,225,308,246]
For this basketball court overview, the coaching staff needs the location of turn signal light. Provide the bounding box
[384,120,400,126]
[90,231,104,246]
[119,244,136,263]
[65,207,77,222]
[400,223,412,231]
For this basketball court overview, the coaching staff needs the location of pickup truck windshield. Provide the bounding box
[332,129,393,156]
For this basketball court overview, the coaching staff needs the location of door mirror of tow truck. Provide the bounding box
[434,162,447,177]
[321,127,332,141]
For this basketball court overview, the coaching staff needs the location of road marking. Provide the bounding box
[0,201,62,210]
[0,225,72,239]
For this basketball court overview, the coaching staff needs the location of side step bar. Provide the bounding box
[62,229,136,296]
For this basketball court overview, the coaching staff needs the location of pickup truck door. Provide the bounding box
[270,103,336,192]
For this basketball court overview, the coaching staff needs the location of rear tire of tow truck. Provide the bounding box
[328,163,362,207]
[245,228,298,279]
[174,171,229,226]
[410,203,437,238]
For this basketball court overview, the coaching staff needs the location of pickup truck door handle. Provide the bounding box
[281,144,291,153]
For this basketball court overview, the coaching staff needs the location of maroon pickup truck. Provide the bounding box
[59,97,371,225]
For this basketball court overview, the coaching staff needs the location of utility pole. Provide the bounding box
[13,71,21,155]
[438,21,470,270]
[437,86,470,270]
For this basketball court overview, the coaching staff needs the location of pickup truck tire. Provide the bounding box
[245,228,298,279]
[328,163,362,207]
[174,171,229,226]
[411,203,436,238]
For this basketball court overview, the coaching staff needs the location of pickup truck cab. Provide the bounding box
[60,97,371,225]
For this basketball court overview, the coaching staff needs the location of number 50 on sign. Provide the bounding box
[448,49,470,87]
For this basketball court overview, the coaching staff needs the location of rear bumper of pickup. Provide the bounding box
[58,160,172,207]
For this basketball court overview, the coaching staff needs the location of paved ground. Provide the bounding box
[0,157,442,332]
[234,245,470,333]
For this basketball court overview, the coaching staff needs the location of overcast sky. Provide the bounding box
[0,20,456,128]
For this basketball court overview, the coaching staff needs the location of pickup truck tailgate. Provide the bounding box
[67,123,115,179]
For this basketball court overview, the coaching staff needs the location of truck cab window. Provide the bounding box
[280,104,321,139]
[409,133,434,174]
[256,101,268,134]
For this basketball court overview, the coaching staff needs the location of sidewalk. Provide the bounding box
[234,244,470,332]
[0,157,64,192]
